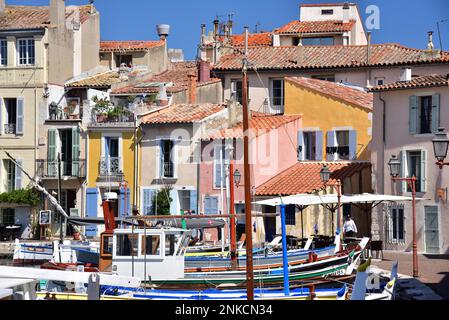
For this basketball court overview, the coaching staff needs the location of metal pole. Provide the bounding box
[411,176,419,278]
[220,147,225,253]
[242,26,254,301]
[337,180,342,235]
[229,160,237,270]
[280,204,290,296]
[57,153,63,244]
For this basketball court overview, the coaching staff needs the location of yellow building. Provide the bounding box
[85,120,139,237]
[284,77,373,161]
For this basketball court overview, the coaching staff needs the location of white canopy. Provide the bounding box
[254,193,428,207]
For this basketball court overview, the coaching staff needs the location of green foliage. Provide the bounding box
[91,95,113,115]
[150,186,173,215]
[144,95,157,104]
[0,188,40,206]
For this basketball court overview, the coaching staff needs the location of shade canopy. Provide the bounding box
[254,193,428,208]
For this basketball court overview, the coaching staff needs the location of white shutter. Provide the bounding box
[156,140,161,178]
[401,151,407,193]
[297,131,304,161]
[349,130,357,160]
[315,130,323,161]
[326,131,337,161]
[0,97,3,135]
[15,159,23,190]
[169,189,179,215]
[16,97,24,135]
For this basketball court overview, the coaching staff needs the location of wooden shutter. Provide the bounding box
[16,97,24,135]
[142,188,155,215]
[431,94,440,133]
[349,130,357,160]
[85,188,99,237]
[297,131,304,161]
[315,130,323,161]
[47,129,57,177]
[0,98,3,135]
[71,127,80,176]
[190,190,198,213]
[420,150,427,193]
[169,189,178,215]
[326,130,337,161]
[119,187,131,218]
[409,95,418,134]
[15,159,23,190]
[400,151,407,193]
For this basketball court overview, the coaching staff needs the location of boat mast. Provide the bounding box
[242,26,254,300]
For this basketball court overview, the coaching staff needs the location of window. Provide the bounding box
[231,80,244,104]
[388,206,405,242]
[326,130,357,161]
[0,40,7,66]
[286,205,296,226]
[115,54,133,68]
[116,234,138,257]
[302,37,334,46]
[1,209,15,225]
[336,131,350,160]
[102,235,113,255]
[4,99,17,134]
[321,9,334,15]
[141,235,161,256]
[311,75,336,82]
[2,159,15,192]
[17,38,35,65]
[409,94,440,134]
[165,234,176,256]
[159,139,174,178]
[375,77,385,86]
[204,196,219,215]
[271,79,284,113]
[406,151,423,192]
[101,137,120,175]
[304,132,317,161]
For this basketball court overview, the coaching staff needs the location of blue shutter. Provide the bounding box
[409,96,418,134]
[16,97,24,135]
[297,131,304,161]
[47,129,57,177]
[85,188,99,237]
[420,150,427,193]
[431,94,440,133]
[15,159,23,190]
[143,189,155,215]
[315,130,323,161]
[72,127,80,176]
[119,187,131,218]
[327,131,336,161]
[204,196,218,215]
[190,190,198,213]
[349,130,357,160]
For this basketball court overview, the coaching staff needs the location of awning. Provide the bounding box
[254,193,428,207]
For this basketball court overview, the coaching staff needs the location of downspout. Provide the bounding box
[379,92,386,194]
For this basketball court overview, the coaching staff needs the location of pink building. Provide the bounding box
[199,112,302,243]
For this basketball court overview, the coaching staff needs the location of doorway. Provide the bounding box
[424,206,440,254]
[264,205,277,242]
[59,129,73,176]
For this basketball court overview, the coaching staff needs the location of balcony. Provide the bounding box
[47,103,82,122]
[100,157,122,177]
[36,160,86,179]
[4,124,16,134]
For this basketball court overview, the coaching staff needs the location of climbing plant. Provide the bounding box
[0,188,40,206]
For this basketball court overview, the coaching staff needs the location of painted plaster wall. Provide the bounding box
[284,79,373,160]
[370,86,449,254]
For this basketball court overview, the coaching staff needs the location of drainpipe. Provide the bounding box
[379,92,386,194]
[366,32,372,87]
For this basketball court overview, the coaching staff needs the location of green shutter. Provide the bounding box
[431,94,440,133]
[409,96,418,134]
[47,129,57,177]
[72,127,80,176]
[420,150,427,193]
[400,151,407,193]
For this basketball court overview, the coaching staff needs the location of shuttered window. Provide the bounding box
[204,196,219,215]
[409,94,440,134]
[387,205,405,243]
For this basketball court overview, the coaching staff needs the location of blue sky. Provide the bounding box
[7,0,449,59]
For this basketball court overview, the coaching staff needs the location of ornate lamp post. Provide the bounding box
[388,155,419,278]
[233,169,242,188]
[432,128,449,169]
[320,165,342,235]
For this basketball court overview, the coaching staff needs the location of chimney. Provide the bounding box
[0,0,5,13]
[50,0,66,30]
[188,72,197,104]
[201,24,206,45]
[213,19,219,40]
[118,63,130,80]
[156,24,170,40]
[366,31,372,64]
[198,60,211,82]
[400,67,412,82]
[427,31,435,50]
[89,0,96,14]
[296,39,304,66]
[157,84,169,107]
[342,2,350,23]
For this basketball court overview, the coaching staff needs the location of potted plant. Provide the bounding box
[92,96,112,122]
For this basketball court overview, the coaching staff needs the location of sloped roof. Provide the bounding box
[275,20,355,35]
[213,44,449,71]
[204,112,301,140]
[66,70,124,88]
[204,32,273,48]
[0,5,92,31]
[100,40,165,52]
[286,77,373,110]
[369,74,449,92]
[256,161,371,196]
[140,103,225,125]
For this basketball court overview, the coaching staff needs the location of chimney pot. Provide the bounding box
[342,2,350,23]
[198,60,211,82]
[188,72,197,104]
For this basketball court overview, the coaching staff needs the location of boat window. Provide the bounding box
[116,234,138,257]
[165,234,176,256]
[102,235,113,255]
[141,235,161,256]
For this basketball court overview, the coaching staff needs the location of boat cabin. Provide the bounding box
[100,227,192,281]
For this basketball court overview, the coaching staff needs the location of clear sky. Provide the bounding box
[6,0,449,59]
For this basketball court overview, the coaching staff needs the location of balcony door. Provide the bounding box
[60,129,73,176]
[103,136,120,175]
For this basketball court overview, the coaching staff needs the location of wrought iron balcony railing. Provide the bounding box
[100,157,122,176]
[4,124,16,134]
[36,159,86,178]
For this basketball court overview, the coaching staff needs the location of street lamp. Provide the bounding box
[432,128,449,169]
[388,155,419,278]
[319,165,342,236]
[233,169,242,187]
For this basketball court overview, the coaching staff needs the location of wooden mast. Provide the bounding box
[242,26,254,300]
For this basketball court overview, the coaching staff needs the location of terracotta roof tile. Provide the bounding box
[141,103,225,124]
[204,32,273,48]
[66,70,123,88]
[0,5,92,30]
[275,20,355,35]
[286,77,373,110]
[256,162,371,196]
[213,44,449,71]
[100,40,165,52]
[369,74,449,92]
[205,113,301,140]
